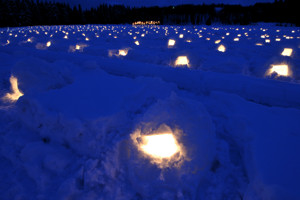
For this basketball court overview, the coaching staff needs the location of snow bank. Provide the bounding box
[95,56,300,109]
[117,94,216,199]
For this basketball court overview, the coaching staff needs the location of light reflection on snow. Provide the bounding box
[2,75,24,103]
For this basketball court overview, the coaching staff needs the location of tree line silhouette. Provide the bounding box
[0,0,299,27]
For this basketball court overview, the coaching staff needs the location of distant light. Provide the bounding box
[85,37,89,41]
[179,34,184,38]
[168,39,176,47]
[64,35,68,39]
[217,44,226,52]
[134,41,140,45]
[234,38,239,41]
[69,43,88,52]
[215,40,221,44]
[186,40,192,43]
[175,56,190,67]
[75,45,81,50]
[265,39,270,43]
[118,49,128,56]
[46,41,51,47]
[256,43,263,46]
[276,38,281,41]
[281,48,293,57]
[130,125,185,168]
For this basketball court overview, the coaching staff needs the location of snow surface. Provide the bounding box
[0,24,300,199]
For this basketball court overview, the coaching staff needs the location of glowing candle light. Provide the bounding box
[2,75,24,102]
[268,64,290,77]
[118,49,128,56]
[168,39,176,47]
[175,56,190,67]
[140,134,180,158]
[281,48,293,57]
[217,44,226,52]
[46,41,51,47]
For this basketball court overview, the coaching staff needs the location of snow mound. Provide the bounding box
[116,94,216,199]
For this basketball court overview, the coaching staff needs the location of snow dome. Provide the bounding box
[117,94,216,198]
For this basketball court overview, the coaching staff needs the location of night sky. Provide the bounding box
[46,0,274,9]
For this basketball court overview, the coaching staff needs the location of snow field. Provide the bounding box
[0,24,300,199]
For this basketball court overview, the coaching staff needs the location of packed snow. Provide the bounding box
[0,24,300,199]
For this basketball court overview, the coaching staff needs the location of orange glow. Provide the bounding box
[281,48,293,57]
[68,43,88,52]
[131,126,185,168]
[217,44,226,52]
[175,56,190,67]
[2,76,24,102]
[168,39,176,47]
[118,49,128,56]
[267,64,290,77]
[46,41,51,47]
[140,134,180,158]
[132,21,160,25]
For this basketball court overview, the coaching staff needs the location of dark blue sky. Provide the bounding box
[47,0,274,9]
